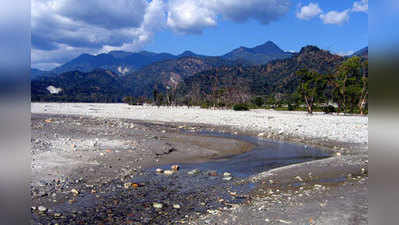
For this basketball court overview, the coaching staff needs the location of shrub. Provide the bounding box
[288,103,294,111]
[233,103,250,111]
[252,97,264,108]
[200,102,211,109]
[322,105,336,114]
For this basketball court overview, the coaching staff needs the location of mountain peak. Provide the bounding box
[252,41,283,54]
[179,50,197,57]
[299,45,322,54]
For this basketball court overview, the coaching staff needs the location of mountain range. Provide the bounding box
[31,41,368,103]
[32,41,293,77]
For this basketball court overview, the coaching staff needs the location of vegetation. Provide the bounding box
[31,45,368,115]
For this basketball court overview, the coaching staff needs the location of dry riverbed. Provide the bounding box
[31,103,368,224]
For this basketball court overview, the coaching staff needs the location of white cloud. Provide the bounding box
[320,10,350,25]
[296,3,322,20]
[167,0,291,34]
[352,0,368,13]
[166,0,217,34]
[31,0,166,69]
[32,0,292,69]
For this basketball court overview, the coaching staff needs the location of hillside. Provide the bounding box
[51,51,177,75]
[124,56,239,97]
[31,69,125,102]
[179,46,344,99]
[222,41,293,65]
[36,41,294,76]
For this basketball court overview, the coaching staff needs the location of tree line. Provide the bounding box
[122,56,368,114]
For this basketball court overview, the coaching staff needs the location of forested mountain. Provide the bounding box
[31,44,368,111]
[31,68,56,79]
[222,41,293,65]
[123,56,240,97]
[51,51,177,75]
[31,69,125,102]
[179,46,344,98]
[353,47,368,59]
[33,41,293,76]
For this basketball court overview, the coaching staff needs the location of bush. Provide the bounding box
[322,105,336,114]
[252,97,264,108]
[233,103,250,111]
[200,102,211,109]
[288,103,294,111]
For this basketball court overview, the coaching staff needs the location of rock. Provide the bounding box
[314,184,322,189]
[124,183,132,189]
[222,177,232,181]
[71,189,79,195]
[187,169,200,175]
[164,170,174,175]
[223,172,231,177]
[295,176,303,182]
[153,202,163,209]
[38,206,47,212]
[156,168,164,173]
[173,204,181,209]
[171,165,180,171]
[208,170,217,176]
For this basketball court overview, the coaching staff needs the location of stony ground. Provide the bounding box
[31,103,368,144]
[31,103,368,224]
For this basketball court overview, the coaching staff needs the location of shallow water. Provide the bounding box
[36,127,332,224]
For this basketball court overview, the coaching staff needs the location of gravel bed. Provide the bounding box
[32,103,368,144]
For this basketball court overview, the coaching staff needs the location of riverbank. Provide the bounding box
[31,103,368,224]
[31,103,368,145]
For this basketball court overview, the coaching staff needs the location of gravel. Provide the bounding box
[32,103,368,144]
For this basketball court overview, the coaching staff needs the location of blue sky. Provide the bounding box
[148,1,368,56]
[31,0,368,70]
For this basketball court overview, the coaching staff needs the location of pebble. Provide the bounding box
[223,172,231,177]
[187,169,200,175]
[222,177,232,181]
[163,170,174,175]
[295,176,303,182]
[208,171,217,176]
[71,189,79,195]
[153,202,163,209]
[124,182,132,189]
[38,206,47,212]
[171,165,180,171]
[173,204,181,209]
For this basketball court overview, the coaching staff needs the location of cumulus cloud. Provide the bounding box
[296,3,322,20]
[320,10,350,25]
[166,0,217,34]
[352,0,368,13]
[167,0,291,34]
[31,0,166,69]
[32,0,291,69]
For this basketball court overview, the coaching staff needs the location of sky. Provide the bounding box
[31,0,368,70]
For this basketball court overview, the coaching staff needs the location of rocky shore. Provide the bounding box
[31,103,368,224]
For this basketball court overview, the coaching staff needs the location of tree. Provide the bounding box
[296,69,327,114]
[331,56,362,114]
[358,60,368,115]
